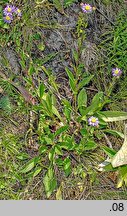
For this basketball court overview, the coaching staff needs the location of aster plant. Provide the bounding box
[3,13,13,23]
[3,4,22,24]
[88,116,99,127]
[3,5,15,15]
[80,3,93,13]
[112,68,122,77]
[14,8,22,17]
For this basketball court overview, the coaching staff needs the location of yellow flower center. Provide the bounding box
[85,5,91,10]
[17,9,21,13]
[91,118,96,123]
[6,16,11,20]
[115,69,119,74]
[7,8,12,12]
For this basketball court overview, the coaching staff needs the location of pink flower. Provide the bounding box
[3,5,15,15]
[112,68,122,77]
[88,116,99,127]
[80,3,93,13]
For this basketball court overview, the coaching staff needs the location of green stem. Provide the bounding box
[107,78,116,97]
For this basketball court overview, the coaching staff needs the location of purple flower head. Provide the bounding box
[3,5,15,15]
[80,3,93,13]
[88,116,99,127]
[14,8,22,17]
[3,13,13,23]
[112,68,122,77]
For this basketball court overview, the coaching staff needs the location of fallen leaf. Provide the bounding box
[111,124,127,167]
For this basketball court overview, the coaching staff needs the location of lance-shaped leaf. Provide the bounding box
[43,167,57,198]
[99,111,127,122]
[81,91,103,119]
[65,67,76,94]
[111,124,127,167]
[78,88,87,108]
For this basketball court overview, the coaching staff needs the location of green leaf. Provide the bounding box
[62,99,72,121]
[82,91,103,118]
[64,107,71,121]
[60,142,73,150]
[49,148,55,162]
[101,146,116,157]
[45,137,53,144]
[78,75,94,90]
[20,157,40,173]
[72,49,79,63]
[78,88,87,108]
[102,163,116,172]
[28,64,35,75]
[99,111,127,122]
[63,157,71,177]
[39,146,48,154]
[77,64,84,76]
[80,128,88,136]
[43,167,57,198]
[39,83,45,99]
[65,67,76,93]
[16,153,30,160]
[27,167,42,178]
[33,167,42,178]
[64,0,78,7]
[46,94,52,111]
[52,105,63,121]
[37,41,45,51]
[55,146,63,156]
[102,129,124,139]
[41,99,51,116]
[70,79,76,93]
[53,0,64,14]
[84,141,98,151]
[21,159,35,173]
[21,161,35,173]
[91,91,103,106]
[55,125,69,137]
[55,158,63,167]
[41,52,58,65]
[0,96,12,114]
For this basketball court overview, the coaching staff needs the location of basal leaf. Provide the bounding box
[48,148,55,162]
[55,146,63,156]
[55,125,69,137]
[84,141,98,151]
[32,167,42,178]
[39,83,45,99]
[21,159,35,173]
[103,129,124,139]
[101,146,116,158]
[43,167,57,198]
[99,111,127,122]
[63,157,71,177]
[39,146,48,154]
